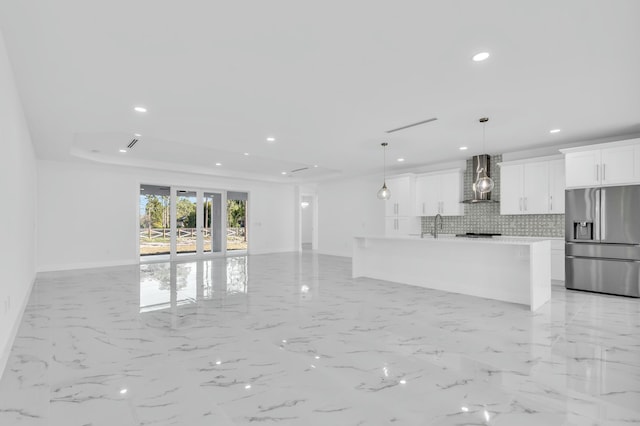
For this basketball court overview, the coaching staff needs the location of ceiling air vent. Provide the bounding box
[127,138,139,149]
[386,117,437,134]
[289,167,309,174]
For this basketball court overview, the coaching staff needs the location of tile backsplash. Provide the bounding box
[420,154,565,237]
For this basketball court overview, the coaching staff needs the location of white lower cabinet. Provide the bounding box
[550,239,565,281]
[385,217,419,237]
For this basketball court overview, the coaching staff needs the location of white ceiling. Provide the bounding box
[1,1,639,183]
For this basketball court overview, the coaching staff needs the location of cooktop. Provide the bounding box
[454,233,502,239]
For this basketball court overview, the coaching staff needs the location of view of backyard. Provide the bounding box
[139,192,247,256]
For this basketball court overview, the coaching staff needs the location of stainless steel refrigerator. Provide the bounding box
[565,185,640,297]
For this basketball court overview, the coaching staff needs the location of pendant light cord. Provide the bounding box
[382,142,388,183]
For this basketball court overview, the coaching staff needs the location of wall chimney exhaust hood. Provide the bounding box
[462,154,499,204]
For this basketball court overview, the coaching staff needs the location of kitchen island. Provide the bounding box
[353,235,551,311]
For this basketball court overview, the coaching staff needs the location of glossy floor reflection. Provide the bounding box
[1,252,639,425]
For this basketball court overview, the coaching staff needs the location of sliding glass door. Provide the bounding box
[139,185,172,256]
[140,185,226,259]
[173,188,225,259]
[175,189,199,256]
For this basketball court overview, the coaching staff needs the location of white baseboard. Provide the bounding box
[0,275,35,381]
[317,249,351,258]
[248,247,297,256]
[37,258,139,272]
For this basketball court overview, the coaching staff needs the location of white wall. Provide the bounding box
[37,160,297,271]
[317,174,385,257]
[0,29,37,378]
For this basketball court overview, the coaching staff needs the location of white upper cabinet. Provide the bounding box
[522,162,550,214]
[548,159,566,214]
[415,169,464,216]
[439,171,464,215]
[384,175,415,217]
[562,139,640,188]
[415,174,439,216]
[499,164,524,214]
[565,150,600,188]
[600,145,635,185]
[499,157,564,215]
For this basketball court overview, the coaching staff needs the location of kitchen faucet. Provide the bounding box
[432,214,443,238]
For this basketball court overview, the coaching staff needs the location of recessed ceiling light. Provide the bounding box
[266,137,276,142]
[134,133,142,137]
[119,149,127,153]
[281,171,287,175]
[119,388,128,394]
[397,158,405,162]
[134,106,147,113]
[243,152,249,156]
[550,129,561,134]
[313,165,318,168]
[215,162,222,166]
[459,146,468,151]
[472,52,490,62]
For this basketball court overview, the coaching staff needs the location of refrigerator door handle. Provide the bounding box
[595,189,601,241]
[601,189,606,240]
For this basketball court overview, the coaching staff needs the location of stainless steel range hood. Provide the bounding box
[461,154,499,204]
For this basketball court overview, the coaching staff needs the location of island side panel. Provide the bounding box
[353,237,534,309]
[528,240,552,311]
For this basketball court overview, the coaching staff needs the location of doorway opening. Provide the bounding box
[301,195,315,251]
[299,193,318,251]
[227,192,248,252]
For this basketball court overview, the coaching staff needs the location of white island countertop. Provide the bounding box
[355,234,558,245]
[353,235,552,311]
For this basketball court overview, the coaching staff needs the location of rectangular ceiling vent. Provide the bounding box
[127,138,139,149]
[289,167,309,174]
[386,117,438,134]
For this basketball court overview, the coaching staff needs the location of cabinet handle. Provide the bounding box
[422,202,425,215]
[550,195,553,212]
[603,164,606,181]
[519,197,523,211]
[524,197,527,211]
[595,164,599,182]
[440,201,443,214]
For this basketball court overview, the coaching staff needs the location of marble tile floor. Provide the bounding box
[0,252,639,425]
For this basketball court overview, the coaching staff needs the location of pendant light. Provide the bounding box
[377,142,391,200]
[474,117,494,194]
